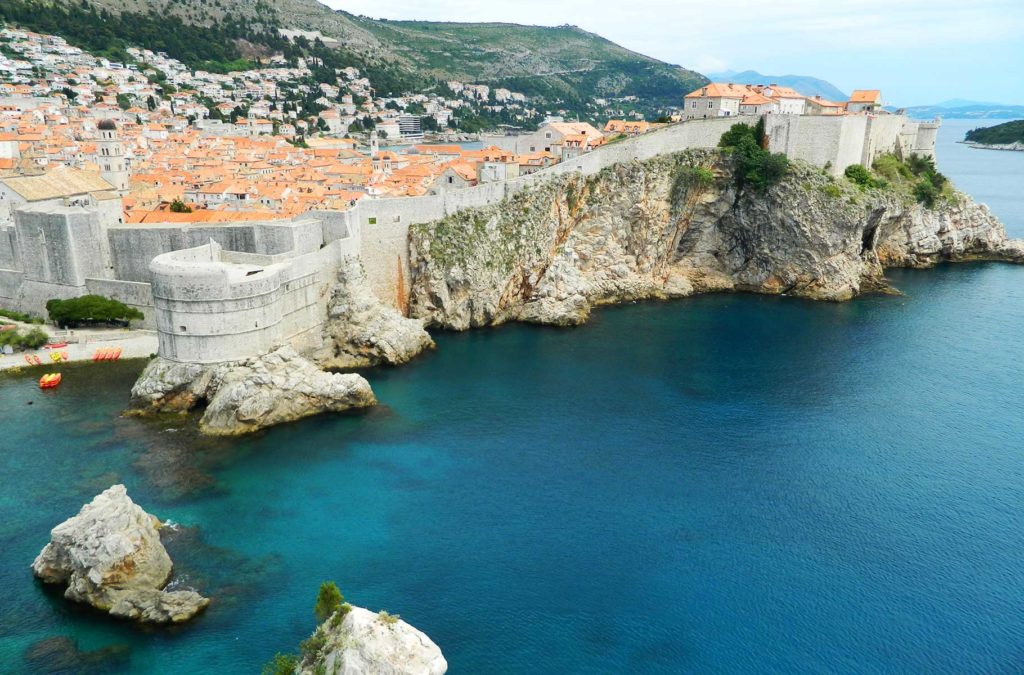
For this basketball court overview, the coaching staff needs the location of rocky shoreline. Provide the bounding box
[128,149,1023,436]
[408,150,1023,329]
[964,140,1024,152]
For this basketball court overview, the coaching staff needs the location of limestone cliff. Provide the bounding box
[408,150,1023,327]
[31,485,209,624]
[129,346,376,436]
[315,256,434,370]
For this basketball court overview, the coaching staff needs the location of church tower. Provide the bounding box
[96,119,129,193]
[369,129,379,158]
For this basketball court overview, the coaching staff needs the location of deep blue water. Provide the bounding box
[1,122,1023,674]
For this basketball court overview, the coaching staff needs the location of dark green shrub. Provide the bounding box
[299,631,327,660]
[718,122,789,193]
[46,295,144,328]
[0,308,43,324]
[313,581,343,625]
[844,164,876,189]
[21,327,48,349]
[906,154,937,177]
[261,652,298,675]
[914,179,939,207]
[872,154,912,182]
[0,327,49,350]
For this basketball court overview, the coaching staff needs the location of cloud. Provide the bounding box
[693,55,728,75]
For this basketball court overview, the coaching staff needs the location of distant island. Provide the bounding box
[964,120,1024,151]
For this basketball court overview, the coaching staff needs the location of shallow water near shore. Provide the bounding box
[1,121,1023,673]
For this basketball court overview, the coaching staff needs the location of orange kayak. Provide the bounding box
[39,373,62,389]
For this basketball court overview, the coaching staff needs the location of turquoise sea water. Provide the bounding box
[2,121,1023,674]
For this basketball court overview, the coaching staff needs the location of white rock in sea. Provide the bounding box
[301,606,447,675]
[31,485,209,624]
[130,346,376,436]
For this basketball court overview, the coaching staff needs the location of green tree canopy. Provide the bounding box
[46,295,144,327]
[313,581,343,625]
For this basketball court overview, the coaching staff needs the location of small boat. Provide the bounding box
[44,342,68,350]
[39,373,62,389]
[49,351,62,362]
[112,347,122,360]
[24,354,42,366]
[60,350,69,361]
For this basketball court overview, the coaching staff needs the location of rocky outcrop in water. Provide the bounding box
[129,346,376,436]
[408,150,1023,328]
[299,606,447,675]
[31,485,209,624]
[315,256,434,369]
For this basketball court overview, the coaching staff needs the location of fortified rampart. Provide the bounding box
[0,113,938,363]
[149,238,352,363]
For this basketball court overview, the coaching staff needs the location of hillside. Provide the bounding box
[347,19,706,108]
[964,120,1024,145]
[709,70,847,101]
[3,0,706,112]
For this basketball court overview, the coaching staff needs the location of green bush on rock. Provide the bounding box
[261,653,298,675]
[313,581,345,625]
[718,120,790,193]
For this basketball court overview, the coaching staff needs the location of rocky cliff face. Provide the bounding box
[31,485,209,624]
[299,606,447,675]
[129,346,376,436]
[408,150,1023,328]
[315,256,434,370]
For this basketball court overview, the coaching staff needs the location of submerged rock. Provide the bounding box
[24,636,130,674]
[300,606,447,675]
[130,346,376,436]
[31,485,209,624]
[316,256,434,369]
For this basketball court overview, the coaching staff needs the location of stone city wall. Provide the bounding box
[85,277,157,330]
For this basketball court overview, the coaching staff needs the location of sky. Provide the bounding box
[324,0,1024,106]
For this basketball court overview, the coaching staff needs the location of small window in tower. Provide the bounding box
[179,326,187,332]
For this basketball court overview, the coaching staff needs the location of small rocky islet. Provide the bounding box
[32,486,449,674]
[31,484,209,624]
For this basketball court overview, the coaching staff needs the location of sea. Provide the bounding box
[0,119,1022,674]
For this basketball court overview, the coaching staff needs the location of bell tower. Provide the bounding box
[97,119,129,193]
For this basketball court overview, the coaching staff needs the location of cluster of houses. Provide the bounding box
[681,83,884,120]
[0,27,541,144]
[0,23,900,229]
